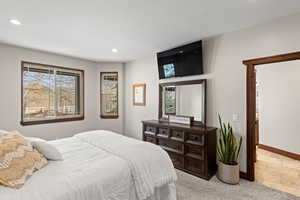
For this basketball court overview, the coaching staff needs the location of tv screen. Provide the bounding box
[157,41,203,79]
[163,63,175,78]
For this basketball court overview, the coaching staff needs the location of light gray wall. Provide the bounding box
[257,60,300,155]
[0,43,123,140]
[124,57,159,139]
[124,13,300,172]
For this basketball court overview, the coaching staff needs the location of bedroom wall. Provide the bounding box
[0,43,123,140]
[123,13,300,173]
[257,60,300,155]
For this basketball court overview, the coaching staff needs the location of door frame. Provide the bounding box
[242,51,300,181]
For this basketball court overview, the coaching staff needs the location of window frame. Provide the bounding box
[21,61,84,126]
[100,72,119,119]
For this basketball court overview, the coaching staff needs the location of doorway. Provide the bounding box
[243,51,300,196]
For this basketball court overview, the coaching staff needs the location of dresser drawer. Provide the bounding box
[142,121,217,180]
[145,126,157,135]
[158,138,183,154]
[186,132,205,145]
[157,128,169,138]
[170,129,184,141]
[167,151,184,169]
[185,157,205,175]
[145,136,157,144]
[185,144,205,160]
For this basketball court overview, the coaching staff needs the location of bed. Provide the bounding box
[0,130,177,200]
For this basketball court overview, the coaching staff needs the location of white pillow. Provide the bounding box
[27,137,63,161]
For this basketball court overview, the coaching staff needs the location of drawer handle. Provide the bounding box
[147,127,154,132]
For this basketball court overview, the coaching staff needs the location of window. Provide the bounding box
[21,61,84,125]
[100,72,118,118]
[164,86,176,114]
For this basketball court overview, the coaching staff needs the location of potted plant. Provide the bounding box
[217,114,242,184]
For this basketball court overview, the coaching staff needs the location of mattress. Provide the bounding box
[0,136,176,200]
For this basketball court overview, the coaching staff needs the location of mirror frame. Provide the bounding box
[159,79,206,126]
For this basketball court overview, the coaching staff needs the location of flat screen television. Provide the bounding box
[157,41,203,79]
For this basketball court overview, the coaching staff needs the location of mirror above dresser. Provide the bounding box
[159,79,206,126]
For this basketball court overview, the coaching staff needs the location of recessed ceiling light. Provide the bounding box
[112,48,118,53]
[9,19,22,26]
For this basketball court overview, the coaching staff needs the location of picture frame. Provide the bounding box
[100,72,118,118]
[133,83,146,106]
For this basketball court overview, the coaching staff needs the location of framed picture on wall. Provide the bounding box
[133,83,146,106]
[100,72,118,118]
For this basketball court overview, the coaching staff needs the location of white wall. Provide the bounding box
[124,13,300,172]
[257,60,300,155]
[0,43,123,140]
[124,57,160,139]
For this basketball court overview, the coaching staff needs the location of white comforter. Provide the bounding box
[0,131,177,200]
[76,130,178,200]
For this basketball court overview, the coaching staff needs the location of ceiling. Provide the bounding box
[1,0,300,62]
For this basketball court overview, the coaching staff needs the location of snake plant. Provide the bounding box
[217,114,242,165]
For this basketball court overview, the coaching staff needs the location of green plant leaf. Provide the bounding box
[236,136,243,161]
[217,143,224,162]
[217,115,243,165]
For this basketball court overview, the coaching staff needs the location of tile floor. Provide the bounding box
[255,147,300,197]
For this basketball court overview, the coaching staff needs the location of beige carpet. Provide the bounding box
[175,170,300,200]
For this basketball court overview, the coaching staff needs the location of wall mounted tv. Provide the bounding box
[157,41,203,79]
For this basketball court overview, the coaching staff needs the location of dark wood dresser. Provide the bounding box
[142,120,217,180]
